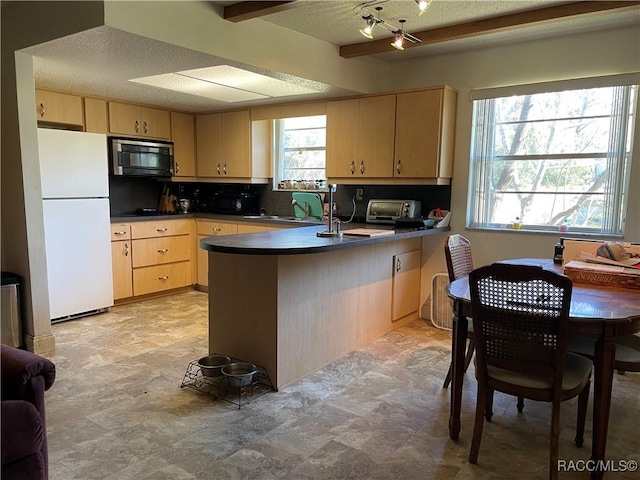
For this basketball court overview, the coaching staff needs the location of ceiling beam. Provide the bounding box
[340,1,640,58]
[223,1,297,23]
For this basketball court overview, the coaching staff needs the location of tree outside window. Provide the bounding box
[274,115,327,190]
[469,84,636,235]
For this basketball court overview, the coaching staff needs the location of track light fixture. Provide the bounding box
[359,16,376,39]
[416,0,433,16]
[354,1,424,51]
[359,6,382,39]
[391,19,406,50]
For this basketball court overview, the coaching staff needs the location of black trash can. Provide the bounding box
[1,271,22,347]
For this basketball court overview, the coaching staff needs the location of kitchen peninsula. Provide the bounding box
[201,224,448,389]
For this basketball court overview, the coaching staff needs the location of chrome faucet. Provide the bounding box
[317,184,343,238]
[292,199,310,217]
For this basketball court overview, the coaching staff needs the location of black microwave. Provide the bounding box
[110,137,174,177]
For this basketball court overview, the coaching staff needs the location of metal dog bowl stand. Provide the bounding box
[180,354,274,409]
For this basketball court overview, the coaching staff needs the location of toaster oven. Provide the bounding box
[366,199,422,224]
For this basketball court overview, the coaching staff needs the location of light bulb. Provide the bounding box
[360,24,374,39]
[416,0,431,16]
[359,17,375,39]
[391,34,404,51]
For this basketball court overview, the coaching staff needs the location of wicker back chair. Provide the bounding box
[442,234,475,388]
[444,234,474,283]
[468,263,592,480]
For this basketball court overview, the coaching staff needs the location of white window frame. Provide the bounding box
[273,115,327,191]
[467,74,638,236]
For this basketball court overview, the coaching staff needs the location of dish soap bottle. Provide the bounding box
[559,218,570,233]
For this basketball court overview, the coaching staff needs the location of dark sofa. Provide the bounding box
[1,344,56,480]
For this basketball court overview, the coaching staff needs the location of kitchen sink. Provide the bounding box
[243,215,323,224]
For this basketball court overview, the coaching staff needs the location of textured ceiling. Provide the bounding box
[23,0,640,113]
[262,0,640,61]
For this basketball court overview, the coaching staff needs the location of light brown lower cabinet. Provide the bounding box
[132,262,192,296]
[391,249,421,322]
[112,219,193,300]
[195,220,287,288]
[111,223,133,301]
[196,220,238,288]
[236,224,282,234]
[111,241,133,300]
[131,235,192,268]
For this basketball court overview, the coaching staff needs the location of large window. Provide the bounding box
[274,115,326,190]
[468,83,637,235]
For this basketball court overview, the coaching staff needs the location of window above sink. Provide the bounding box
[273,115,327,192]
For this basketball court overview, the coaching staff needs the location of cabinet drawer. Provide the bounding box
[133,262,191,296]
[110,223,131,241]
[131,219,192,239]
[196,221,238,236]
[132,235,191,268]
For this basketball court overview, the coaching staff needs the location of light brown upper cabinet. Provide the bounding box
[196,110,268,183]
[358,95,396,177]
[327,86,457,184]
[35,89,84,127]
[326,99,359,177]
[170,112,196,177]
[84,98,109,134]
[326,96,395,179]
[108,101,171,140]
[394,87,457,179]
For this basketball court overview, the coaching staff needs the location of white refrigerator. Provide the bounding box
[38,128,114,321]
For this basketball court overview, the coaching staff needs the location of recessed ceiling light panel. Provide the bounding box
[130,65,320,103]
[179,65,320,97]
[130,73,268,102]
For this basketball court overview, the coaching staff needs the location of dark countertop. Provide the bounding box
[200,224,449,255]
[110,212,322,227]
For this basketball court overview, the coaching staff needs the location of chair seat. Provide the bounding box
[568,334,640,367]
[484,352,592,391]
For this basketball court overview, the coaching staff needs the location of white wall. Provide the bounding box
[1,1,105,352]
[103,0,390,96]
[388,27,640,312]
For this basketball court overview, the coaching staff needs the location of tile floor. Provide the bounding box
[45,291,639,479]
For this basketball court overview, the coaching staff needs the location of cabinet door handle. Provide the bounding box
[156,228,168,232]
[143,121,148,134]
[360,161,365,175]
[158,276,169,280]
[175,162,179,175]
[113,231,127,236]
[396,160,402,174]
[350,161,355,175]
[217,163,221,175]
[39,103,45,118]
[396,258,402,272]
[157,249,168,253]
[135,120,139,133]
[212,228,221,232]
[124,243,129,256]
[223,163,227,175]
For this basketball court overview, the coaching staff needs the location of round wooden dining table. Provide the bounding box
[446,258,640,479]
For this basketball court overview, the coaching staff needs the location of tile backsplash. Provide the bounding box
[109,177,451,221]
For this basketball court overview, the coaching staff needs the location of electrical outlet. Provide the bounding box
[356,188,364,201]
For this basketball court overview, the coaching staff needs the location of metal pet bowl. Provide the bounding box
[197,354,231,377]
[221,362,258,387]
